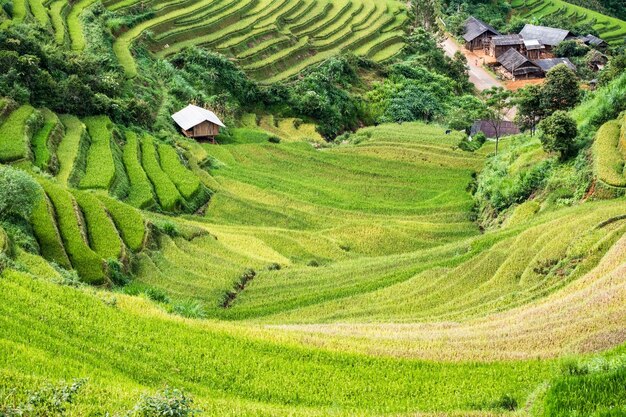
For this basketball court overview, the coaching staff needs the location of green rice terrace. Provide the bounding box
[1,0,626,414]
[108,0,407,80]
[511,0,626,45]
[1,88,626,415]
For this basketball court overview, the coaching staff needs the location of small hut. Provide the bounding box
[171,104,225,141]
[497,48,543,79]
[463,16,500,52]
[586,49,608,71]
[489,34,524,58]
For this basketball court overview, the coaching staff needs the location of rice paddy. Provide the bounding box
[109,0,407,80]
[2,81,626,417]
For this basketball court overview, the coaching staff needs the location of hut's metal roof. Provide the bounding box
[463,16,501,42]
[532,58,577,72]
[523,39,545,50]
[171,104,225,131]
[491,34,524,46]
[519,24,573,46]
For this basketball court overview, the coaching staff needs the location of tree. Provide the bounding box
[514,84,543,136]
[409,0,441,31]
[0,166,41,221]
[541,64,580,113]
[482,87,513,155]
[538,111,578,159]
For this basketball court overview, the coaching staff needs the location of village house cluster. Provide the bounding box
[463,17,609,80]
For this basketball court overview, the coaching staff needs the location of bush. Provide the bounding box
[1,379,86,416]
[0,166,41,221]
[128,387,197,417]
[268,135,281,143]
[539,111,578,159]
[171,299,206,319]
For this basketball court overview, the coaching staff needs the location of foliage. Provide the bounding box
[538,111,578,159]
[514,84,544,135]
[482,87,513,154]
[127,387,197,417]
[1,379,86,416]
[541,65,580,114]
[0,166,40,221]
[553,40,590,58]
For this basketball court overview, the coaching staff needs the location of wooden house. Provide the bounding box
[463,16,500,52]
[171,104,225,141]
[496,48,543,79]
[489,34,524,58]
[523,39,545,59]
[519,24,575,53]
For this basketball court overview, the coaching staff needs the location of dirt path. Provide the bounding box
[442,37,504,91]
[442,37,517,121]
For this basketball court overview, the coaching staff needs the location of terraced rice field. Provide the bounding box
[2,116,626,415]
[109,0,408,80]
[511,0,626,45]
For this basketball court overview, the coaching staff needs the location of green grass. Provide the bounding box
[140,135,183,211]
[56,115,86,186]
[79,116,116,191]
[0,269,561,416]
[49,0,68,45]
[121,131,156,209]
[72,190,124,260]
[156,142,203,200]
[28,0,50,26]
[66,0,98,51]
[38,179,107,285]
[594,120,625,187]
[29,188,72,269]
[97,194,146,252]
[31,109,60,171]
[0,105,34,163]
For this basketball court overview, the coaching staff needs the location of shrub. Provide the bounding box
[0,166,41,221]
[268,135,281,143]
[128,387,197,417]
[539,111,578,159]
[171,299,206,319]
[107,258,131,286]
[2,379,86,416]
[492,394,517,411]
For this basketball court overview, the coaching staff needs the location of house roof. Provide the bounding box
[491,34,524,46]
[586,49,608,63]
[523,39,545,50]
[532,58,577,72]
[463,16,501,42]
[583,34,607,47]
[171,104,225,131]
[497,48,537,72]
[519,24,574,46]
